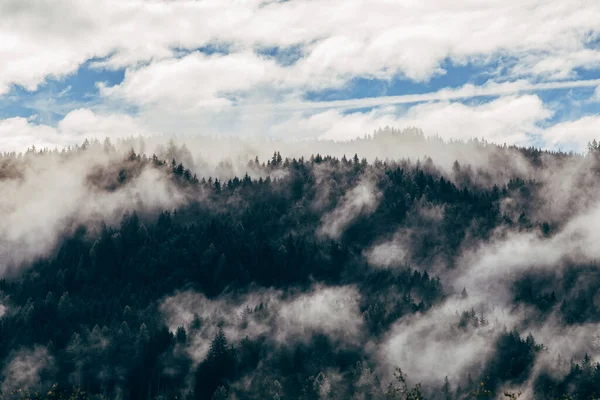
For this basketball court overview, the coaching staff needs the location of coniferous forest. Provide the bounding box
[2,130,600,400]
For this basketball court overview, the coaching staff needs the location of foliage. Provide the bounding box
[1,137,600,399]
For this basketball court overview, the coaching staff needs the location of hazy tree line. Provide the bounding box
[1,135,600,400]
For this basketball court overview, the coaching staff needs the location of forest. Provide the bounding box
[1,129,600,400]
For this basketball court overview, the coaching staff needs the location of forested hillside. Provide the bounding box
[1,131,600,400]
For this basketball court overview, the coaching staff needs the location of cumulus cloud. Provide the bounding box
[2,94,589,156]
[542,115,600,152]
[0,0,598,157]
[96,78,598,154]
[1,0,599,97]
[58,108,150,139]
[0,117,62,153]
[0,109,150,153]
[396,96,552,145]
[268,95,552,146]
[100,52,287,112]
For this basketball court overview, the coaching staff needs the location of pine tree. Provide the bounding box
[211,387,228,400]
[442,376,452,400]
[195,329,235,400]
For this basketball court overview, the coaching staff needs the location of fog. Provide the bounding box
[1,127,600,398]
[0,148,189,274]
[160,285,363,366]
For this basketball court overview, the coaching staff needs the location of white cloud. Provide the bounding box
[58,108,150,138]
[0,109,150,153]
[512,49,600,80]
[1,0,599,96]
[541,115,600,152]
[101,71,597,143]
[1,1,597,152]
[269,95,553,145]
[0,117,63,152]
[269,78,600,111]
[395,95,552,144]
[2,94,595,155]
[267,108,402,141]
[101,52,288,112]
[592,85,600,102]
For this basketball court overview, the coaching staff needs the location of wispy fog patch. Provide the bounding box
[160,285,363,365]
[276,285,363,343]
[318,176,381,240]
[1,346,55,394]
[453,199,600,305]
[452,230,561,305]
[364,202,445,271]
[0,150,189,274]
[117,127,538,185]
[159,289,277,364]
[364,238,408,269]
[380,297,522,385]
[498,318,600,398]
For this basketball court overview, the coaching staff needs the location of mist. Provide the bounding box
[1,128,600,399]
[0,147,190,274]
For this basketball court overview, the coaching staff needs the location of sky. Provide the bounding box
[0,0,599,153]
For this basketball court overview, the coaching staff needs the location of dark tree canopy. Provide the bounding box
[0,136,599,400]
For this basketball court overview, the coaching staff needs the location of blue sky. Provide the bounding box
[0,0,599,153]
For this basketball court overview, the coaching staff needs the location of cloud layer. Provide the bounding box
[0,0,598,153]
[2,0,600,95]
